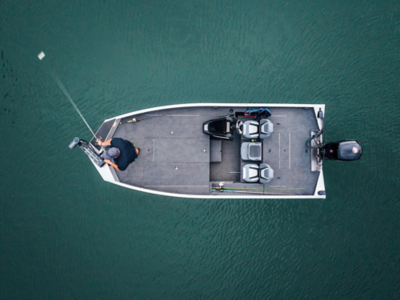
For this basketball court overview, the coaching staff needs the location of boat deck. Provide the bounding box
[94,106,321,197]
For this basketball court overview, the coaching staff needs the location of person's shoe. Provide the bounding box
[136,148,140,155]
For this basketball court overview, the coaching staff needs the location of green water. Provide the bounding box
[1,0,399,299]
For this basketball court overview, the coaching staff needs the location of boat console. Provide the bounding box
[202,115,236,140]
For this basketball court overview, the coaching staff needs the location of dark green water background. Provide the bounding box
[1,0,400,299]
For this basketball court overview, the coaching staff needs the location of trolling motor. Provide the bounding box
[306,109,363,163]
[69,137,105,167]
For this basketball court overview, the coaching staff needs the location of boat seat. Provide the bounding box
[241,119,273,139]
[242,164,260,183]
[242,163,274,184]
[242,120,259,139]
[241,142,262,161]
[259,119,273,139]
[259,163,274,183]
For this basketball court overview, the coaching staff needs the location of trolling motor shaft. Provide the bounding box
[69,137,105,167]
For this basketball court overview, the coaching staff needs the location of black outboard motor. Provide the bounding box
[306,108,362,163]
[69,137,105,167]
[323,140,362,161]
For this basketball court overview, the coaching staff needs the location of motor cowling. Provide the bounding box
[323,140,362,161]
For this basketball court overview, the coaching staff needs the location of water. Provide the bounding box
[53,75,98,139]
[1,0,399,298]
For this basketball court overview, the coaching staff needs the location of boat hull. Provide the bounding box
[89,103,326,199]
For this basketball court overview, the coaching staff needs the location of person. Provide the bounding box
[97,138,140,171]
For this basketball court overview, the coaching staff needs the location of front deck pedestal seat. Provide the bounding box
[242,164,260,183]
[259,163,274,184]
[259,119,274,139]
[241,142,262,161]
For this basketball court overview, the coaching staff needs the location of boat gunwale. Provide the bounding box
[104,103,325,124]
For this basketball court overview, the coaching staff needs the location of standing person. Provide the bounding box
[97,138,140,171]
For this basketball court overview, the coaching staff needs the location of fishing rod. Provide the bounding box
[35,52,97,139]
[265,187,305,191]
[53,75,98,140]
[120,113,207,124]
[212,186,263,190]
[212,187,290,195]
[213,189,287,195]
[119,115,167,124]
[213,189,265,195]
[35,53,103,167]
[212,186,305,191]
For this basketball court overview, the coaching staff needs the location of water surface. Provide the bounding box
[1,0,399,299]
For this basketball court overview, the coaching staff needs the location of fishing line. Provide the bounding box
[53,75,98,139]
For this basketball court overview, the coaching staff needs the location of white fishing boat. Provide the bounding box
[69,103,362,199]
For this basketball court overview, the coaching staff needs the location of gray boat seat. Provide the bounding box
[242,164,260,183]
[259,163,274,184]
[242,120,259,139]
[259,119,273,139]
[241,142,262,161]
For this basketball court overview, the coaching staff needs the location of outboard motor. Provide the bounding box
[69,137,105,167]
[306,108,362,163]
[322,140,362,161]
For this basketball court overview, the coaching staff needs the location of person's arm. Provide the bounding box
[104,159,120,171]
[97,139,112,147]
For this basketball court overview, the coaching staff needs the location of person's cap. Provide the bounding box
[102,147,119,160]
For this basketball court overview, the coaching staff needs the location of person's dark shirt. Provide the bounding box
[111,138,137,171]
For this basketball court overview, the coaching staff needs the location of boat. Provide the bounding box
[69,103,362,199]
